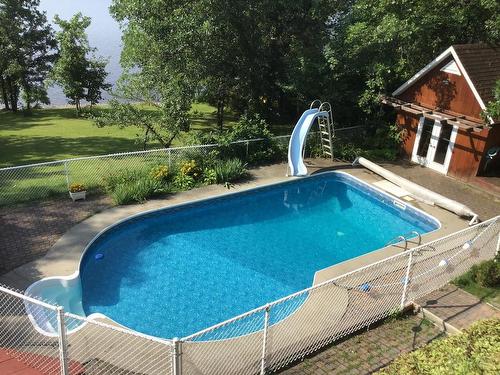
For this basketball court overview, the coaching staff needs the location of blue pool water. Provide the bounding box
[80,172,439,339]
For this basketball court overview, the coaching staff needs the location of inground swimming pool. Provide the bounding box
[27,172,440,340]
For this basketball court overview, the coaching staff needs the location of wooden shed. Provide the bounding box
[382,43,500,189]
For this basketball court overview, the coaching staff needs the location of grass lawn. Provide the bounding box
[0,102,237,168]
[0,102,294,205]
[452,268,500,309]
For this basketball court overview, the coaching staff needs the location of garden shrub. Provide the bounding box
[329,122,402,162]
[179,159,203,180]
[213,158,248,184]
[193,113,284,165]
[173,173,196,190]
[377,318,500,375]
[103,165,171,204]
[102,167,150,192]
[111,177,161,205]
[202,168,217,185]
[471,256,500,288]
[149,165,169,181]
[454,256,500,289]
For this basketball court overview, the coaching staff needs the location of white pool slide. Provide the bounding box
[288,108,329,176]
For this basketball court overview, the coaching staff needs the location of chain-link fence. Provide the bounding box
[1,216,498,374]
[0,131,339,207]
[0,285,174,375]
[178,216,499,374]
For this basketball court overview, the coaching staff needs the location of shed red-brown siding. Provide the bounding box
[399,56,483,121]
[447,128,489,181]
[395,111,491,181]
[396,112,419,157]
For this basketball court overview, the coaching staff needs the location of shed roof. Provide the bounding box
[452,43,500,105]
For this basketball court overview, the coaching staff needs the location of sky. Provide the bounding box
[39,0,123,104]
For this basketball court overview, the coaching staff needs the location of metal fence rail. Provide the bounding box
[0,216,498,374]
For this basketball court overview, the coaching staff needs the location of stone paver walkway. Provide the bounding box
[416,284,500,331]
[280,314,444,375]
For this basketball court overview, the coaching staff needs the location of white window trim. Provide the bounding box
[412,116,458,175]
[440,60,461,76]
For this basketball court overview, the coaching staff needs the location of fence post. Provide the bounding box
[63,161,70,189]
[260,304,271,375]
[496,233,500,256]
[245,141,249,160]
[56,306,69,375]
[168,149,172,169]
[172,338,182,375]
[400,251,414,309]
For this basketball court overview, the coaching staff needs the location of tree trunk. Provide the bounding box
[22,80,31,110]
[143,128,150,151]
[75,99,80,116]
[25,90,31,111]
[7,78,18,112]
[0,77,10,111]
[217,98,224,132]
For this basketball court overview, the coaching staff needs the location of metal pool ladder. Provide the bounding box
[385,231,422,251]
[317,102,334,160]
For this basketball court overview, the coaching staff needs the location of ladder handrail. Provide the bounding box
[385,235,408,251]
[407,230,422,245]
[385,230,421,251]
[310,99,322,109]
[318,101,334,161]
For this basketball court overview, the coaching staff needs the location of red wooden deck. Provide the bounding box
[0,348,85,375]
[0,349,44,375]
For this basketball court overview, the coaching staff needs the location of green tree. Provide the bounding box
[0,0,56,111]
[109,0,336,133]
[325,0,500,124]
[483,80,500,122]
[51,13,110,114]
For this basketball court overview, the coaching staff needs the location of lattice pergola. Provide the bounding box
[381,95,488,133]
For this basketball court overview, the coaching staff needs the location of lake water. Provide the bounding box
[39,0,121,105]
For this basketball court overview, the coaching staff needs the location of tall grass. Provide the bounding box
[213,158,248,184]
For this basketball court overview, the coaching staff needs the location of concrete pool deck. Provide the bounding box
[0,161,469,290]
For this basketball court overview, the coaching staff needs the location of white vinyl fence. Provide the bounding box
[1,216,498,375]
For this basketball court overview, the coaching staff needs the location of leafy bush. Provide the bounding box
[173,173,195,190]
[454,256,500,289]
[331,141,398,162]
[470,256,500,288]
[179,159,203,180]
[191,113,284,165]
[149,165,169,181]
[363,148,398,161]
[213,158,248,184]
[102,167,150,192]
[111,177,161,205]
[329,123,401,162]
[473,259,500,287]
[203,168,217,185]
[377,318,500,375]
[103,166,171,204]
